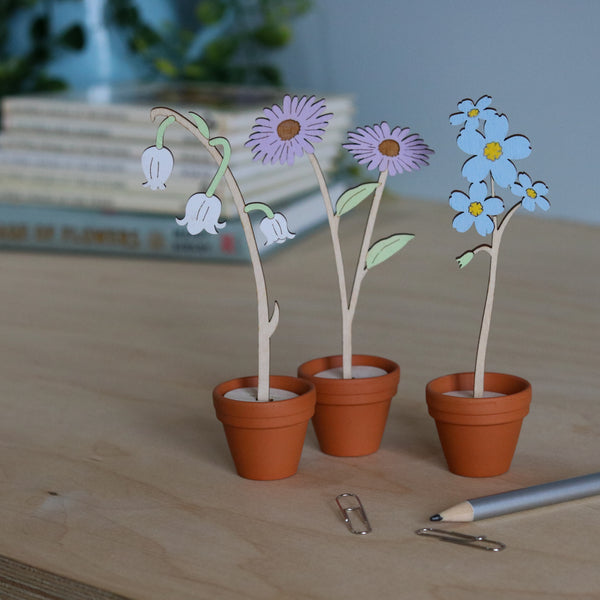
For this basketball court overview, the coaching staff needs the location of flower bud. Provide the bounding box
[259,213,295,246]
[141,145,174,190]
[456,250,474,269]
[176,193,226,235]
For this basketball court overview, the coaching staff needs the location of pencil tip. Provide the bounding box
[430,514,442,522]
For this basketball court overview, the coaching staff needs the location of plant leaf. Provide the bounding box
[366,234,414,270]
[456,251,474,269]
[189,112,210,138]
[335,182,379,216]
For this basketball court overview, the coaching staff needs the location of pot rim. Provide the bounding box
[298,354,399,380]
[426,371,530,398]
[297,354,400,406]
[213,375,316,427]
[425,372,531,422]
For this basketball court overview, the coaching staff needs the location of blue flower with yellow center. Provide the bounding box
[457,113,532,188]
[449,96,496,129]
[510,172,550,212]
[450,181,505,236]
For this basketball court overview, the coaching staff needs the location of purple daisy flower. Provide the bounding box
[245,95,331,166]
[343,122,434,176]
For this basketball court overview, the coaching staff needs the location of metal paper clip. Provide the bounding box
[415,528,506,552]
[336,493,372,535]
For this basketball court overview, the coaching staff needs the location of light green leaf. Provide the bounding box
[335,182,380,216]
[366,234,414,270]
[189,112,210,138]
[456,251,474,269]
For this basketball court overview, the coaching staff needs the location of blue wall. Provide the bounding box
[275,0,600,224]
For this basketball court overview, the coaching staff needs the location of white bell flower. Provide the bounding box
[141,145,174,190]
[259,212,295,246]
[176,193,226,235]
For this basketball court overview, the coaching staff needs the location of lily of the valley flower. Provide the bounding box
[141,145,174,190]
[260,213,295,246]
[175,193,226,235]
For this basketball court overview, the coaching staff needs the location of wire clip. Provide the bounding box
[336,493,372,535]
[415,527,505,551]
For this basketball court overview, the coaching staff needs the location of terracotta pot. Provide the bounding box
[213,375,316,481]
[425,372,532,477]
[297,355,400,457]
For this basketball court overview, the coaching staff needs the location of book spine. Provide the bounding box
[0,204,257,261]
[0,181,337,261]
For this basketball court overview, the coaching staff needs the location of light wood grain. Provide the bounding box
[0,195,599,600]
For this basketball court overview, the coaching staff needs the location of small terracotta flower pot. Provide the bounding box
[425,372,532,477]
[297,355,400,457]
[213,375,316,480]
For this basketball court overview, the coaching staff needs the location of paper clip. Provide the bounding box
[415,528,506,552]
[336,493,372,535]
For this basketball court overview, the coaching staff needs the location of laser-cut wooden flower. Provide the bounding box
[343,122,433,175]
[248,95,434,379]
[449,95,550,397]
[245,95,331,165]
[142,109,294,402]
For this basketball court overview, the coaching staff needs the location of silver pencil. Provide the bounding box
[430,472,600,522]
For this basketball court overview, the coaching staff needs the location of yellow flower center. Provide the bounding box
[378,139,400,157]
[277,119,300,141]
[526,188,537,199]
[484,141,503,161]
[467,108,480,118]
[468,201,484,217]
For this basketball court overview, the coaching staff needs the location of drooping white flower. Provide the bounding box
[259,213,295,246]
[141,145,174,190]
[175,193,226,235]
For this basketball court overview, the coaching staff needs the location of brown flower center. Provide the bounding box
[277,119,301,141]
[378,139,400,157]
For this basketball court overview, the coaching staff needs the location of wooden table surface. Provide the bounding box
[1,195,599,599]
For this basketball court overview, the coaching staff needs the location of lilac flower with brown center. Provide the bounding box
[343,122,434,176]
[245,95,331,166]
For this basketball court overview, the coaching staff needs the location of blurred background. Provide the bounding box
[1,0,598,238]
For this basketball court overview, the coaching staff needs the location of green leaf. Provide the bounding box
[366,234,414,270]
[189,112,210,138]
[335,182,379,216]
[456,251,474,269]
[58,24,85,51]
[254,23,292,47]
[153,57,179,78]
[30,16,49,40]
[196,0,227,25]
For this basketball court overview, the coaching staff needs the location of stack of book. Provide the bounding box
[0,83,355,261]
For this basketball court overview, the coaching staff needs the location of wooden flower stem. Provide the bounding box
[344,170,388,376]
[309,154,387,379]
[151,107,277,401]
[472,193,522,397]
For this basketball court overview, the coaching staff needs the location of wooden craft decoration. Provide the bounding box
[142,107,295,402]
[246,95,434,379]
[449,95,550,397]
